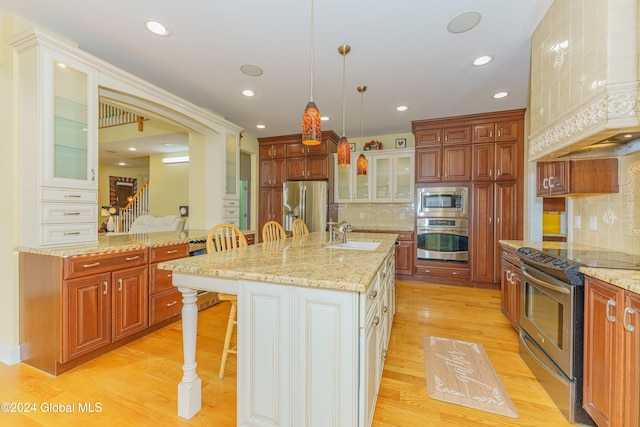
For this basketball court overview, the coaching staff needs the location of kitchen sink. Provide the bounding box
[325,241,381,251]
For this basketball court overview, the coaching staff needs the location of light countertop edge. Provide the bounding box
[161,232,399,293]
[500,240,640,295]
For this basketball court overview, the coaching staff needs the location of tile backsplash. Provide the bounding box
[571,152,640,255]
[337,203,415,230]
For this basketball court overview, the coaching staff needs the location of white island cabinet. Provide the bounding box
[159,232,397,427]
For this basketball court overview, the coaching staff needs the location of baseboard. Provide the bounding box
[0,341,21,365]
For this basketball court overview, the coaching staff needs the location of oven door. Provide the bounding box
[416,228,468,262]
[520,264,575,376]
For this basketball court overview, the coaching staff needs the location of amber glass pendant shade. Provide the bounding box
[357,154,367,176]
[302,101,321,145]
[337,136,351,166]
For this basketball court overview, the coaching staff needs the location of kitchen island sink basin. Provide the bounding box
[325,241,381,250]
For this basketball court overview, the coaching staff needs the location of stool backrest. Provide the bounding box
[207,223,248,253]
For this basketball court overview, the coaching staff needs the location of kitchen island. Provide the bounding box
[158,231,398,426]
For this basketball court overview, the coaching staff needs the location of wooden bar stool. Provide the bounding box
[291,218,309,236]
[206,223,247,379]
[262,220,286,242]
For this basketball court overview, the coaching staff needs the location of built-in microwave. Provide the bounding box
[416,186,468,217]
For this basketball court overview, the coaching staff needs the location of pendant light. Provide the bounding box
[336,44,351,166]
[302,0,321,145]
[356,85,368,176]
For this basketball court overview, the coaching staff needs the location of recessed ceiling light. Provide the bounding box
[256,124,266,129]
[242,89,256,97]
[162,143,174,147]
[145,20,170,36]
[472,55,494,66]
[492,91,509,99]
[128,147,137,151]
[240,64,264,77]
[447,11,481,34]
[118,162,126,166]
[321,116,330,121]
[396,105,409,112]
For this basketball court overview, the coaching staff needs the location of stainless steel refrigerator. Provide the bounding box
[282,181,328,234]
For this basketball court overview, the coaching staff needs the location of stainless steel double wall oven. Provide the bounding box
[416,186,469,262]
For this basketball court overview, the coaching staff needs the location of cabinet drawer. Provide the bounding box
[149,288,182,325]
[42,203,98,223]
[223,207,240,217]
[360,276,381,326]
[415,265,470,279]
[396,232,414,241]
[42,223,97,247]
[149,263,174,294]
[149,243,188,263]
[42,188,97,203]
[64,248,148,279]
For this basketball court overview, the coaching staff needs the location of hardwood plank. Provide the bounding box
[0,281,574,426]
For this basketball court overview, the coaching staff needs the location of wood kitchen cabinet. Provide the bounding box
[20,245,198,376]
[258,131,337,240]
[499,244,521,332]
[415,125,472,183]
[583,276,640,427]
[536,159,619,197]
[149,243,189,326]
[413,109,524,288]
[471,181,519,284]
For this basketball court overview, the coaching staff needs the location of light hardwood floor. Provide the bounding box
[0,281,575,426]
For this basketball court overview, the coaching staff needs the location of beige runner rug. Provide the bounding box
[423,336,519,418]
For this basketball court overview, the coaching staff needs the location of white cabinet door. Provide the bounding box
[293,286,359,427]
[334,153,371,203]
[43,48,98,190]
[224,130,239,198]
[238,281,359,427]
[371,151,414,203]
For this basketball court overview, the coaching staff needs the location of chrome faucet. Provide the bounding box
[332,220,352,243]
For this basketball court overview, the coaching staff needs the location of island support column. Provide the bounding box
[177,287,202,419]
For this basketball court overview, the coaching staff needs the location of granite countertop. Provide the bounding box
[15,229,216,258]
[159,232,398,293]
[500,240,640,295]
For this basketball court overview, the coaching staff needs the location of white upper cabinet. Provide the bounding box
[12,31,99,247]
[224,130,239,199]
[334,152,371,203]
[334,149,414,204]
[371,151,414,203]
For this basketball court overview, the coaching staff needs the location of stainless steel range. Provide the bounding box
[516,247,640,426]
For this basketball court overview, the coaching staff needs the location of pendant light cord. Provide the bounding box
[309,0,315,102]
[360,90,364,143]
[341,50,346,137]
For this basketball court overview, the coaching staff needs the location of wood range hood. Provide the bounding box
[528,0,640,161]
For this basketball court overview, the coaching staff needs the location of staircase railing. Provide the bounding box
[118,178,150,232]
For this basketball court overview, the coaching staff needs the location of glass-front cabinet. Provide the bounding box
[334,153,371,203]
[222,130,240,225]
[224,130,239,197]
[12,31,99,247]
[45,51,98,189]
[371,151,414,203]
[334,149,414,204]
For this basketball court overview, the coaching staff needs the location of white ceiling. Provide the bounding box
[1,0,554,164]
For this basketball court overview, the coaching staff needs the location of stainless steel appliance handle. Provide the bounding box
[623,307,635,332]
[521,265,570,295]
[520,331,568,384]
[300,185,306,223]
